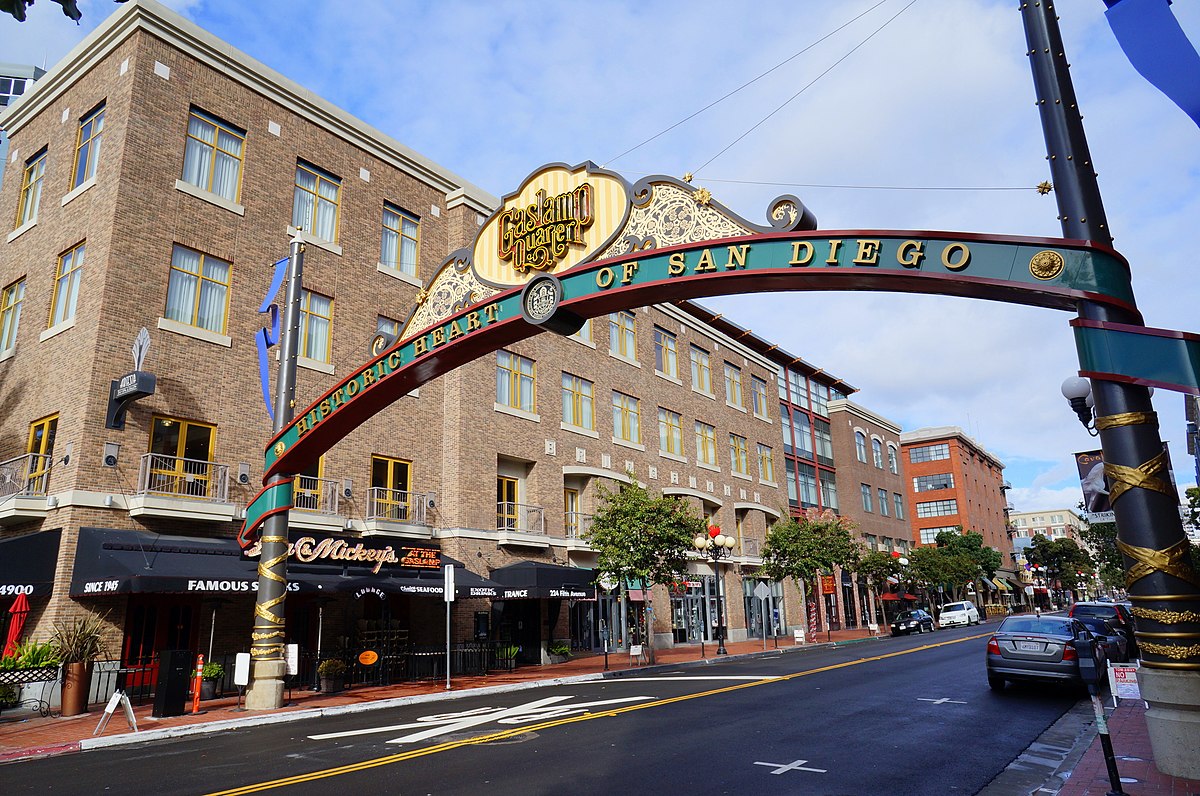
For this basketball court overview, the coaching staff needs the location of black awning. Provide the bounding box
[489,561,596,600]
[0,530,61,597]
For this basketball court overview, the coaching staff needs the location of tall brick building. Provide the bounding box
[0,0,857,696]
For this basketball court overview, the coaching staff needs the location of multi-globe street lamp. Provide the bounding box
[694,525,736,655]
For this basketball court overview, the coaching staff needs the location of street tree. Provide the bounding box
[935,529,1003,605]
[906,546,980,605]
[1026,534,1095,600]
[584,477,704,664]
[761,508,862,631]
[1076,517,1125,591]
[856,550,902,626]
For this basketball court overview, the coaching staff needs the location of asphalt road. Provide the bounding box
[2,626,1081,795]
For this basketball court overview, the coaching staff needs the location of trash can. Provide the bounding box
[152,649,193,718]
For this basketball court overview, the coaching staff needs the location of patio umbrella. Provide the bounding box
[3,593,31,657]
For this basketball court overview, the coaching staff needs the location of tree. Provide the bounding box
[2,0,124,24]
[935,530,1003,579]
[761,508,862,632]
[1077,517,1124,591]
[906,546,980,605]
[857,550,901,626]
[1027,534,1095,601]
[583,477,704,664]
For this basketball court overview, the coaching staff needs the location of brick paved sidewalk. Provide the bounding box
[1055,700,1199,796]
[0,629,881,762]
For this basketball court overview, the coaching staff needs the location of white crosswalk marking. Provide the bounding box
[754,759,827,775]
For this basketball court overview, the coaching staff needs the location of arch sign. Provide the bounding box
[238,161,1195,543]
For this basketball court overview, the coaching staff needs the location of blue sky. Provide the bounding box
[5,0,1199,510]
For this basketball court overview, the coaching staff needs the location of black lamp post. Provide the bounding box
[694,525,736,655]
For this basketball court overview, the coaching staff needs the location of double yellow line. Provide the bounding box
[207,632,989,795]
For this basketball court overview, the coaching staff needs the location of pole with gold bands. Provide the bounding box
[1021,1,1200,779]
[244,236,305,711]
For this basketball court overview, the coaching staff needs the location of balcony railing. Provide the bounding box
[741,537,761,558]
[138,454,229,501]
[366,487,428,524]
[293,475,340,515]
[497,502,545,534]
[564,511,593,538]
[0,453,51,500]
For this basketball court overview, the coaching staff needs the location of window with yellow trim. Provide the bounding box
[49,242,85,328]
[292,161,341,242]
[148,416,216,498]
[371,455,412,520]
[300,289,333,363]
[612,391,641,444]
[1,278,25,351]
[658,407,683,455]
[609,311,636,360]
[497,475,519,530]
[724,363,743,407]
[653,326,677,377]
[72,104,105,188]
[182,108,244,202]
[695,421,717,466]
[729,433,749,475]
[496,350,536,412]
[751,375,769,418]
[564,487,581,537]
[758,444,774,482]
[26,414,57,492]
[165,245,231,334]
[381,203,419,276]
[561,372,594,430]
[690,346,711,394]
[294,456,326,511]
[17,149,46,226]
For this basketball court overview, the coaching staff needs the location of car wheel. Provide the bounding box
[988,673,1006,691]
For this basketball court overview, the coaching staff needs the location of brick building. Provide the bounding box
[0,0,835,697]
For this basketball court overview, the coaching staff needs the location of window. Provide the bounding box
[724,364,743,407]
[797,462,818,506]
[893,493,905,520]
[371,455,412,520]
[729,434,749,474]
[653,326,677,377]
[292,161,341,242]
[878,488,889,516]
[777,371,789,400]
[1,279,24,351]
[872,439,883,469]
[913,473,954,492]
[861,484,873,513]
[814,418,833,465]
[165,245,230,334]
[887,444,898,474]
[916,499,958,518]
[570,318,592,344]
[695,422,717,466]
[788,371,809,409]
[561,372,594,430]
[751,376,769,418]
[609,311,636,359]
[49,242,85,327]
[758,444,774,482]
[26,414,57,490]
[381,204,419,276]
[72,104,105,188]
[181,108,244,202]
[497,350,536,412]
[658,407,683,455]
[855,431,867,463]
[920,526,958,545]
[793,412,814,458]
[612,391,641,443]
[810,382,829,416]
[299,289,333,363]
[376,316,400,337]
[820,471,838,510]
[497,475,519,530]
[0,76,28,106]
[690,346,712,393]
[564,488,581,536]
[148,416,216,498]
[909,443,950,463]
[17,149,46,226]
[785,459,799,505]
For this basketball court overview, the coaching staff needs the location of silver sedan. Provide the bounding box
[985,615,1106,691]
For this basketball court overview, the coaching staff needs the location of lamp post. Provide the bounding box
[694,525,736,655]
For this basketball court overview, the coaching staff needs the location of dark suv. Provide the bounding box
[1069,602,1138,658]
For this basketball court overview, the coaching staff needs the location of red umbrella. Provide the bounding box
[3,593,31,657]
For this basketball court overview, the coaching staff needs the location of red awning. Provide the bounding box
[880,592,918,601]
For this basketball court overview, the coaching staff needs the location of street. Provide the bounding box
[1,626,1082,795]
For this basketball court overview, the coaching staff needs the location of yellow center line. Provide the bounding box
[205,632,991,795]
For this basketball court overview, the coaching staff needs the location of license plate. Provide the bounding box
[1018,641,1042,652]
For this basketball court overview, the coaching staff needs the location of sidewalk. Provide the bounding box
[0,629,877,763]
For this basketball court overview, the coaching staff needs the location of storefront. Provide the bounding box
[489,561,595,664]
[0,530,61,652]
[741,578,785,639]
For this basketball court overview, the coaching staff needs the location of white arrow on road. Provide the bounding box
[754,759,827,775]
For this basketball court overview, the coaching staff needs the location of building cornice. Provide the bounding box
[827,399,901,435]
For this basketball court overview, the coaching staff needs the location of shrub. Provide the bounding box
[201,662,224,681]
[497,644,519,660]
[317,658,347,678]
[548,641,571,657]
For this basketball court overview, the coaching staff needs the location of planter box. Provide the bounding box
[0,667,58,686]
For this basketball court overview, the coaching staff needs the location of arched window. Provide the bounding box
[887,443,899,474]
[872,438,883,468]
[854,431,867,463]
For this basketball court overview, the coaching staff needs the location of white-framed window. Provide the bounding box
[292,161,341,242]
[612,391,641,444]
[913,473,954,492]
[609,311,636,360]
[17,148,46,226]
[916,499,958,518]
[872,438,884,468]
[919,525,959,545]
[181,108,244,202]
[695,422,717,466]
[658,407,683,455]
[49,242,85,327]
[497,350,536,412]
[887,443,898,474]
[724,363,743,407]
[690,346,712,393]
[165,245,231,334]
[729,433,749,475]
[909,443,950,463]
[381,203,419,276]
[855,431,867,463]
[72,103,105,188]
[561,372,595,430]
[299,289,333,363]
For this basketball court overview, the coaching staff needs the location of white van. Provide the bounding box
[938,601,980,627]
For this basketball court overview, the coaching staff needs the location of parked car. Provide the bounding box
[1069,601,1138,658]
[891,609,936,636]
[938,601,981,628]
[1073,616,1129,663]
[986,615,1106,691]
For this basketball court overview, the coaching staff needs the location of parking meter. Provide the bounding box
[1075,630,1102,693]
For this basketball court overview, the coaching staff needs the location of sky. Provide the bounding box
[4,0,1199,513]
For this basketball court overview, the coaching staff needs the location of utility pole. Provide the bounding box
[1020,1,1200,778]
[244,236,305,711]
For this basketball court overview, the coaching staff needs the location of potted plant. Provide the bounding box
[317,658,347,694]
[200,662,224,700]
[496,644,519,671]
[51,613,107,717]
[547,641,571,664]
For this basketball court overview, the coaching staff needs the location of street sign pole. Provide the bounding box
[444,564,455,691]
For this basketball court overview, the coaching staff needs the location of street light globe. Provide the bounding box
[898,557,909,566]
[724,535,737,549]
[693,534,707,550]
[713,533,727,547]
[1061,376,1091,401]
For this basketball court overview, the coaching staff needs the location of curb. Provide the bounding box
[9,635,884,759]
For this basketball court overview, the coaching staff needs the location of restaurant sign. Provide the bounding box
[244,534,440,574]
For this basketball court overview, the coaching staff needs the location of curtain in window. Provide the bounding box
[314,180,338,240]
[381,224,399,268]
[182,116,213,189]
[304,293,331,361]
[197,257,229,332]
[212,130,242,201]
[292,170,315,231]
[399,216,418,274]
[165,247,200,325]
[496,359,510,406]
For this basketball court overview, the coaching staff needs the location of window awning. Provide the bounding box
[0,530,61,597]
[880,592,918,601]
[489,561,596,600]
[991,577,1010,592]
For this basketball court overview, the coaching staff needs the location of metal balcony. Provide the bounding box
[0,453,50,500]
[564,511,593,539]
[496,502,547,547]
[126,453,237,522]
[293,475,340,515]
[363,487,432,539]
